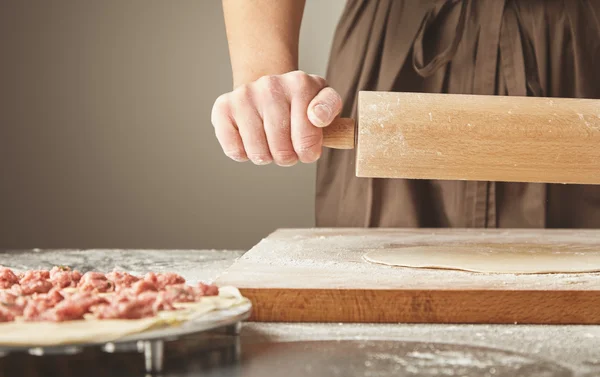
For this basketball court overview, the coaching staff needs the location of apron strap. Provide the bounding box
[513,4,544,97]
[412,0,470,77]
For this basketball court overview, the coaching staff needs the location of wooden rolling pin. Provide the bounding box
[322,91,600,184]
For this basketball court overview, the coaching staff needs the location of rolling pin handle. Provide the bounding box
[322,117,356,149]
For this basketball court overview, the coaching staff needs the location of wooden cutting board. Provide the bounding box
[215,228,600,324]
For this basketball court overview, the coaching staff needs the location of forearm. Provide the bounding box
[222,0,306,88]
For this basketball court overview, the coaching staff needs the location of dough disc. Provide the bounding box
[362,244,600,274]
[0,286,249,346]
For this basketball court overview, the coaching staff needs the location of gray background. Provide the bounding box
[1,1,345,250]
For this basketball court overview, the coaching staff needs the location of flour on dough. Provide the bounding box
[362,244,600,274]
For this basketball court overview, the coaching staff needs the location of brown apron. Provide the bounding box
[316,0,600,228]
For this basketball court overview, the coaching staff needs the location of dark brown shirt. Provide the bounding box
[316,0,600,228]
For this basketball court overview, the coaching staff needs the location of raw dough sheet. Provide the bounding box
[0,286,249,346]
[363,243,600,274]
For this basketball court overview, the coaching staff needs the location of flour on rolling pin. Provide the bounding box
[322,92,600,184]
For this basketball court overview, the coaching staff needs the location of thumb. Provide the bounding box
[307,87,343,127]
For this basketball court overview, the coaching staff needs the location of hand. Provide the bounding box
[211,70,343,166]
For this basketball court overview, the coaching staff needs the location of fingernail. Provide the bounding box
[227,152,248,162]
[310,104,331,127]
[252,157,271,165]
[299,148,321,163]
[279,159,298,167]
[230,155,248,162]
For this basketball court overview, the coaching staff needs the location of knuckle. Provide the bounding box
[232,84,253,103]
[257,75,280,91]
[213,93,229,108]
[211,94,231,125]
[272,150,297,162]
[286,70,312,88]
[310,74,327,86]
[295,133,322,152]
[265,116,290,131]
[258,76,285,99]
[286,70,305,78]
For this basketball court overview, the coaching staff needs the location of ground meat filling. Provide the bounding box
[106,271,140,291]
[0,291,18,305]
[144,272,186,290]
[78,272,114,293]
[91,295,156,319]
[0,267,219,322]
[198,282,219,297]
[19,270,50,284]
[13,270,53,296]
[0,306,15,322]
[22,288,66,321]
[163,284,197,303]
[151,291,177,311]
[42,301,88,322]
[129,279,158,295]
[0,291,27,317]
[49,266,83,289]
[0,267,19,289]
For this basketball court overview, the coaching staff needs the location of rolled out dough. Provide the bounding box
[0,286,249,346]
[362,244,600,274]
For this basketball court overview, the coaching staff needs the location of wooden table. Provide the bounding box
[1,247,599,377]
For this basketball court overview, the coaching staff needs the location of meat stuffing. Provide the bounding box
[37,288,65,306]
[198,282,219,297]
[67,292,110,312]
[0,291,17,305]
[0,267,19,289]
[13,269,54,296]
[143,272,185,290]
[0,291,27,318]
[19,270,50,284]
[22,288,65,321]
[0,266,220,322]
[91,295,156,319]
[162,284,198,303]
[130,279,158,294]
[106,271,140,290]
[150,291,177,311]
[50,266,83,288]
[78,272,114,293]
[41,296,107,322]
[15,279,54,296]
[162,283,219,303]
[24,292,109,322]
[0,305,15,322]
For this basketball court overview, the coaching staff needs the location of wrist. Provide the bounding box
[231,56,298,88]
